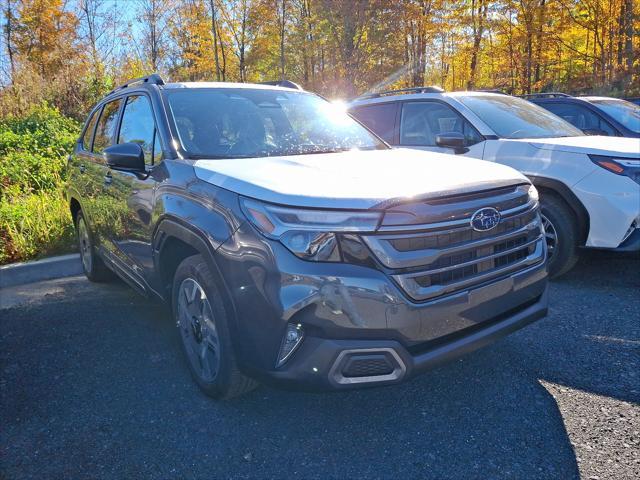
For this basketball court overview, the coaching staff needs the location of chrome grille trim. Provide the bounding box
[377,199,538,233]
[363,215,540,269]
[392,240,545,302]
[401,236,539,277]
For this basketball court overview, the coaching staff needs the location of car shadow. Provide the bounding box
[514,249,640,404]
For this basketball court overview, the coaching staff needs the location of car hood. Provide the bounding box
[520,135,640,157]
[193,148,528,209]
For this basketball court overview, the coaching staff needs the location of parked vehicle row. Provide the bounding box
[348,89,640,277]
[523,92,640,138]
[67,75,637,399]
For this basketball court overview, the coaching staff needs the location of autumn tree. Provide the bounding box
[14,0,78,77]
[137,0,171,72]
[169,0,215,81]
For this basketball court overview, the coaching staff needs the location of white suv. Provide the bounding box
[349,89,640,277]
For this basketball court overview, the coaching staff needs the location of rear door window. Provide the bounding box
[400,102,482,146]
[93,99,122,154]
[349,103,398,143]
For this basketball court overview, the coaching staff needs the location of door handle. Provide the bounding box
[103,173,112,185]
[79,164,86,173]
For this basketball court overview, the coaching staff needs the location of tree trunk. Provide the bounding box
[209,0,221,81]
[533,0,546,85]
[4,0,16,82]
[278,0,286,79]
[468,0,487,90]
[623,0,633,74]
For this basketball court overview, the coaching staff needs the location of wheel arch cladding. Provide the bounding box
[529,175,590,245]
[154,218,239,333]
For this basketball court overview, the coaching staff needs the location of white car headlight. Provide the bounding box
[589,155,640,185]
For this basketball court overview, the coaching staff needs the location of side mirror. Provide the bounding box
[435,132,469,154]
[104,143,145,171]
[583,128,608,136]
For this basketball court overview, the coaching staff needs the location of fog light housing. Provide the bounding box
[276,323,304,368]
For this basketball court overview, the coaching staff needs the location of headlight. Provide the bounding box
[528,184,539,203]
[589,155,640,185]
[241,198,382,261]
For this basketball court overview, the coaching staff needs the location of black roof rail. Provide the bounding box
[356,86,445,100]
[259,80,303,90]
[521,92,571,99]
[108,73,165,95]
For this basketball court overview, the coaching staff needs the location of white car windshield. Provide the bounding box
[166,88,387,158]
[590,98,640,133]
[457,95,583,139]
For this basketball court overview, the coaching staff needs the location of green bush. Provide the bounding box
[0,104,81,264]
[0,103,80,197]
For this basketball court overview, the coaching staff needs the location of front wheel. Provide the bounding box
[172,254,257,399]
[539,193,580,278]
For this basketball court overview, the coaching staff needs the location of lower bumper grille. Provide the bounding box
[342,355,395,378]
[329,348,406,385]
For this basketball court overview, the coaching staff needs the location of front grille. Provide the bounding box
[361,187,545,302]
[389,210,537,252]
[414,236,535,288]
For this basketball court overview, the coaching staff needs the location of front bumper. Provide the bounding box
[216,223,549,391]
[264,286,547,390]
[573,169,640,249]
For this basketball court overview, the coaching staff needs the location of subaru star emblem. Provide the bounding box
[470,207,501,232]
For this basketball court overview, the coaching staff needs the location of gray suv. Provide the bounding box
[68,75,548,398]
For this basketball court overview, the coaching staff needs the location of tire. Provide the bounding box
[75,210,113,282]
[539,193,580,278]
[172,254,258,399]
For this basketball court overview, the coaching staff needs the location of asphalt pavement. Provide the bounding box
[1,251,639,479]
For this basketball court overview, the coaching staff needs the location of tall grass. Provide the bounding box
[0,190,75,264]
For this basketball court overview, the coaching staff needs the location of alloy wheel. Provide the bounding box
[77,217,93,273]
[176,278,221,383]
[541,213,558,259]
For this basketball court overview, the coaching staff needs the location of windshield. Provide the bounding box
[165,88,386,158]
[590,98,640,133]
[457,95,583,139]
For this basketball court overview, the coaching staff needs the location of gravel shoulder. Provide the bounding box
[1,251,638,479]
